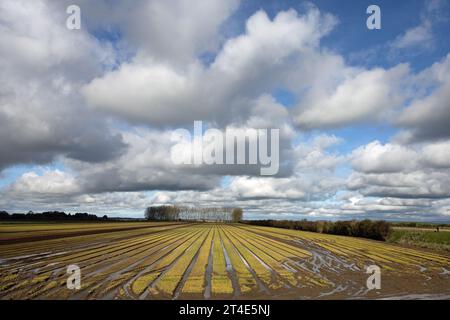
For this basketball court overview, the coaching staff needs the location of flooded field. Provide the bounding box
[0,222,449,299]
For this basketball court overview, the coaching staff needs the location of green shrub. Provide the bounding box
[244,219,391,241]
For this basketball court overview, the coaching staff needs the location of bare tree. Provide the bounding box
[145,205,243,222]
[232,208,243,222]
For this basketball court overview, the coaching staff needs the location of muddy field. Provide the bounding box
[0,222,449,300]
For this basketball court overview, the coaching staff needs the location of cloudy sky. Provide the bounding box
[1,0,450,221]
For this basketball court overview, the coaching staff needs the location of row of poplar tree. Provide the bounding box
[145,206,243,222]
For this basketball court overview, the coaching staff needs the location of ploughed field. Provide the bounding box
[0,222,449,299]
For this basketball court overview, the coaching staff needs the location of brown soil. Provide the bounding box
[0,222,187,245]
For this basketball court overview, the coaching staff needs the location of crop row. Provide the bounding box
[1,223,449,299]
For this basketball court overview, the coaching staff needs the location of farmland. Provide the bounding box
[1,222,449,299]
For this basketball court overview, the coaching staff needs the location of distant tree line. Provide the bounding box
[144,206,180,221]
[243,219,391,241]
[390,221,450,228]
[0,211,108,221]
[145,206,243,222]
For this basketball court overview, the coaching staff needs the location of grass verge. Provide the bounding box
[387,229,450,251]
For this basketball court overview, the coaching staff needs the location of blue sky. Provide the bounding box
[223,0,450,66]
